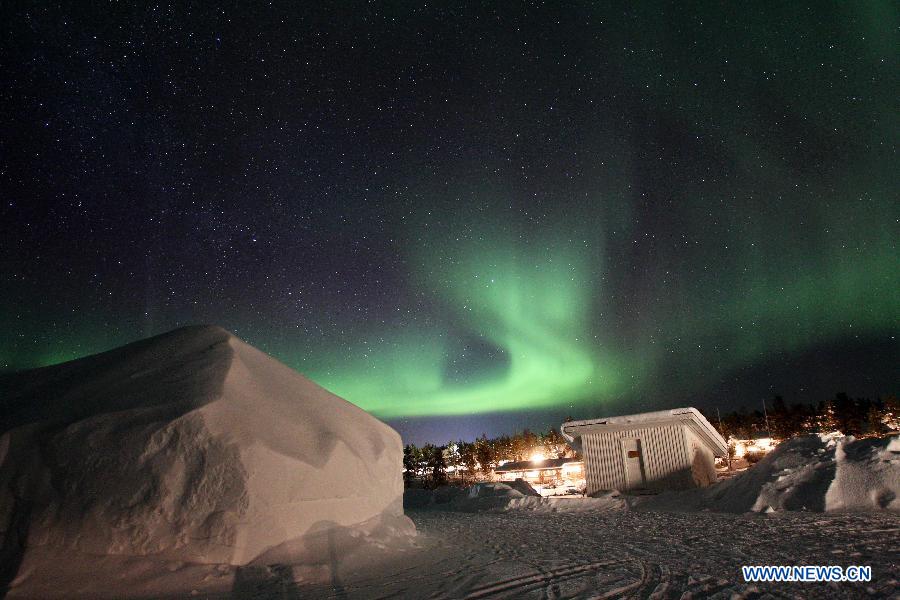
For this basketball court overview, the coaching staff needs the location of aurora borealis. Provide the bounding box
[1,3,897,443]
[312,213,620,418]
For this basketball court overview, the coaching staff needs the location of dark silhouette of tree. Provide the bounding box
[881,395,900,432]
[474,434,496,477]
[726,439,736,470]
[541,427,567,457]
[493,435,513,463]
[833,392,856,434]
[443,441,461,477]
[768,395,791,439]
[509,431,528,461]
[422,443,447,488]
[766,395,809,439]
[788,402,813,436]
[865,399,887,435]
[812,398,839,432]
[403,444,423,487]
[457,440,478,483]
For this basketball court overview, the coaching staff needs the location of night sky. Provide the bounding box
[1,3,897,445]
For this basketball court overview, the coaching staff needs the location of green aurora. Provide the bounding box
[1,2,896,426]
[306,195,897,419]
[309,218,629,418]
[3,185,896,421]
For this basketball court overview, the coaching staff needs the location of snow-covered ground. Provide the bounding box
[293,508,898,599]
[288,435,900,599]
[92,499,893,599]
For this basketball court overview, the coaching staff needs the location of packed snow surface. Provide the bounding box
[0,325,412,598]
[366,436,898,598]
[297,509,898,599]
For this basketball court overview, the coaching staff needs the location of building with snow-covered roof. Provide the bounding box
[561,407,727,496]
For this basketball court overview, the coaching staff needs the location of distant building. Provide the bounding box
[561,407,727,495]
[730,432,777,459]
[494,457,584,486]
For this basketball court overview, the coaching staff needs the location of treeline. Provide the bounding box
[403,427,572,488]
[712,393,898,440]
[403,392,898,488]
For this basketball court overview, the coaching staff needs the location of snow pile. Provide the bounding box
[504,493,625,514]
[442,484,624,514]
[467,482,525,499]
[403,485,469,509]
[506,478,541,497]
[439,482,522,512]
[404,488,439,509]
[636,434,899,513]
[404,482,540,511]
[826,435,899,511]
[0,325,412,597]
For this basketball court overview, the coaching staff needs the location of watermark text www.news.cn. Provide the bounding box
[742,565,872,583]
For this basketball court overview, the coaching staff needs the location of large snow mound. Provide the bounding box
[0,325,411,595]
[636,434,899,513]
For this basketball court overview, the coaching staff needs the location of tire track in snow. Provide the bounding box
[588,559,661,599]
[298,509,899,600]
[458,559,630,599]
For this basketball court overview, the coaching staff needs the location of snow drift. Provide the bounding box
[449,483,624,513]
[404,483,625,514]
[0,325,412,595]
[506,478,541,497]
[636,434,899,513]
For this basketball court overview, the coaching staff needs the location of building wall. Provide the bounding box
[581,424,693,494]
[683,427,717,486]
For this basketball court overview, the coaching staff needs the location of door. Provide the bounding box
[621,438,647,489]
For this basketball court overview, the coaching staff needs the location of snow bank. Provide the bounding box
[503,493,625,514]
[826,435,899,511]
[466,482,525,499]
[403,485,469,509]
[0,325,413,597]
[433,483,624,513]
[404,488,439,509]
[635,434,899,513]
[506,478,541,497]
